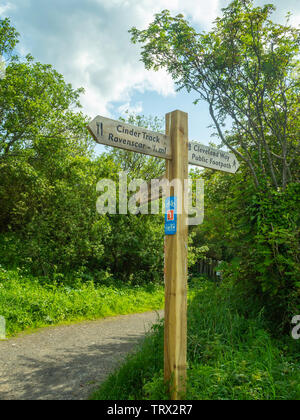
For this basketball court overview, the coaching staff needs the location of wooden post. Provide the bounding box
[164,110,188,400]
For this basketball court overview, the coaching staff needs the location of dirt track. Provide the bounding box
[0,310,163,400]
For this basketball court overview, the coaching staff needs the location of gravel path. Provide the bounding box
[0,310,163,400]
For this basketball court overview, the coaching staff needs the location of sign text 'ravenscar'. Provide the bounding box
[88,116,172,160]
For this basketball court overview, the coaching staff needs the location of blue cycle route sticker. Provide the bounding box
[165,197,177,235]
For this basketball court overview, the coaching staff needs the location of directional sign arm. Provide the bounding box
[88,115,172,160]
[188,140,240,174]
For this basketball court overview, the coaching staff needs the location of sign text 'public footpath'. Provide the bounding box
[88,115,240,174]
[189,140,240,174]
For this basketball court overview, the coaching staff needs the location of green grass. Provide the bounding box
[91,279,300,401]
[0,266,164,338]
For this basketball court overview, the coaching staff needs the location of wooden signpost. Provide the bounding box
[88,110,240,400]
[164,111,188,400]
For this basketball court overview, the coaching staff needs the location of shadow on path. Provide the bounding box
[0,311,163,400]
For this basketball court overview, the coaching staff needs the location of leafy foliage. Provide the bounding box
[236,183,300,329]
[0,20,165,282]
[190,164,300,330]
[0,10,298,348]
[0,55,88,156]
[0,266,164,337]
[130,0,300,328]
[130,0,300,189]
[0,18,19,57]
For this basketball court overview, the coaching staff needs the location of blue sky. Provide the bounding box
[1,0,299,151]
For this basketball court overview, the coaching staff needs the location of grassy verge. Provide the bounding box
[91,279,300,400]
[0,267,164,338]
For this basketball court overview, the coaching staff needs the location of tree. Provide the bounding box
[0,55,90,157]
[0,18,19,57]
[0,18,19,80]
[0,19,90,158]
[130,0,300,189]
[0,20,94,242]
[0,19,100,274]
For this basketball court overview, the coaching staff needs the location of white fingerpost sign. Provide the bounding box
[189,141,240,173]
[88,115,172,160]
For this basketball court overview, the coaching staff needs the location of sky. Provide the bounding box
[1,0,299,152]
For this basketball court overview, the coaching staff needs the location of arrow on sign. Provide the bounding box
[188,141,240,174]
[88,115,172,160]
[88,115,240,174]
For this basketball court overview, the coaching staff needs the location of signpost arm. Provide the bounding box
[164,110,188,400]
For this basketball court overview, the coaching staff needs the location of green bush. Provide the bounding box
[227,183,300,332]
[0,267,164,337]
[191,168,300,333]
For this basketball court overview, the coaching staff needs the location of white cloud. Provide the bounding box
[2,0,220,118]
[118,101,143,115]
[153,0,220,28]
[0,2,14,16]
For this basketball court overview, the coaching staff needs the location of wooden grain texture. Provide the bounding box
[88,115,172,160]
[164,110,188,400]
